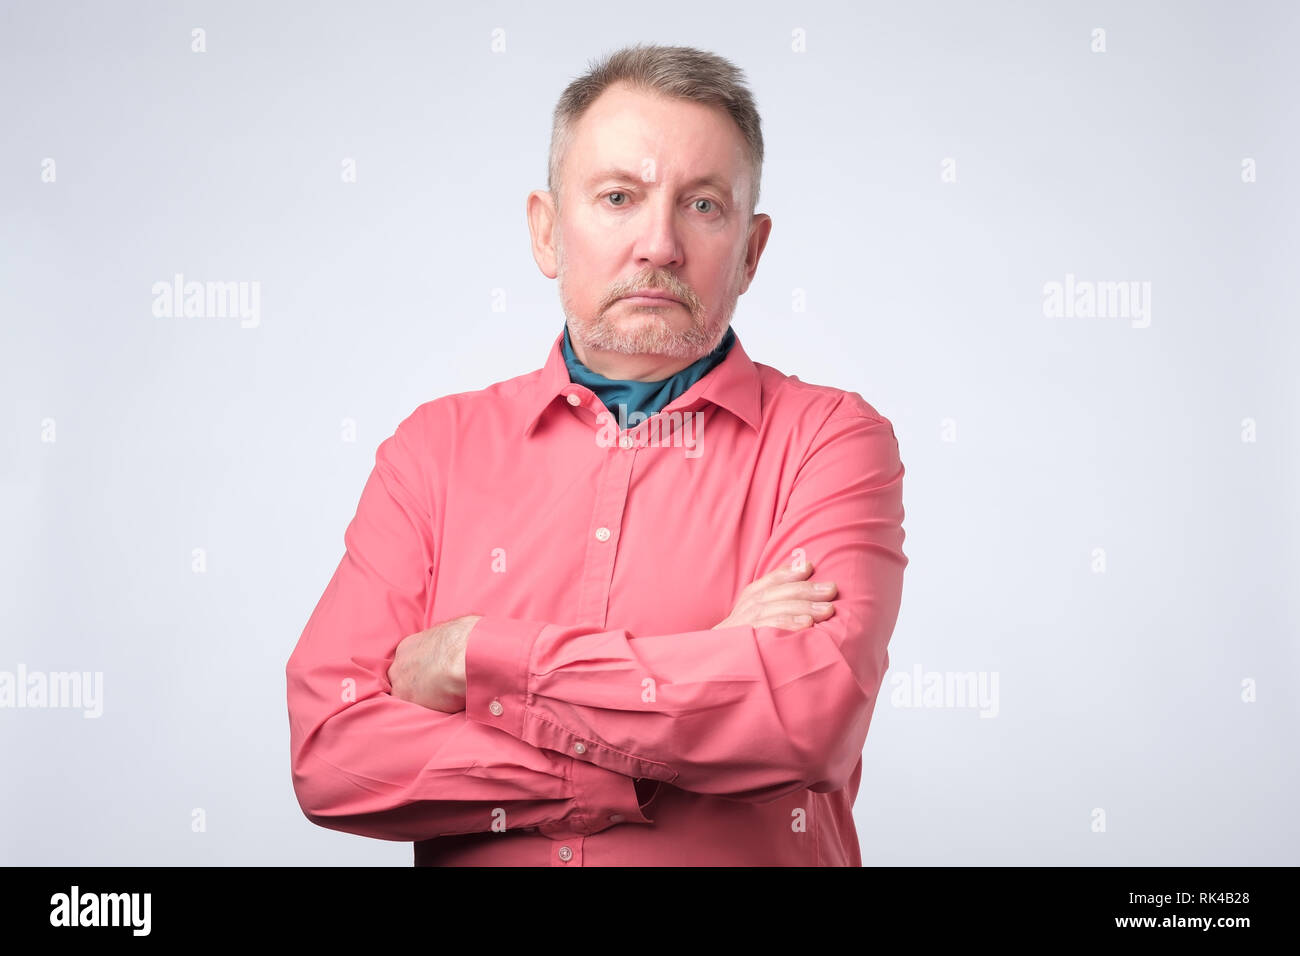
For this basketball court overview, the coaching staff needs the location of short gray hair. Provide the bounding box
[547,43,765,216]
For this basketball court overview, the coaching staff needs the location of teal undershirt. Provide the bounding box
[562,323,737,421]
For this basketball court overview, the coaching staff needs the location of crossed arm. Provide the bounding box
[389,559,838,714]
[286,405,905,841]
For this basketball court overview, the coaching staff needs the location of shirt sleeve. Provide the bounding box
[463,404,908,805]
[285,409,650,843]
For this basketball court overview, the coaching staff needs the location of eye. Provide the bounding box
[605,191,629,206]
[694,198,719,214]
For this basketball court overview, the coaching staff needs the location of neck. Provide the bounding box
[567,337,700,381]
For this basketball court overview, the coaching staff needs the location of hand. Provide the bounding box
[712,559,837,631]
[387,614,483,713]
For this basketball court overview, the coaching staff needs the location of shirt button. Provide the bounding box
[595,527,611,542]
[566,393,581,406]
[608,813,624,823]
[558,845,573,862]
[573,741,586,755]
[619,434,633,449]
[488,699,503,716]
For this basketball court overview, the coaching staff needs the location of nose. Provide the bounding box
[632,194,684,271]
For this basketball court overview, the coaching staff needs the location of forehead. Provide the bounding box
[567,83,749,188]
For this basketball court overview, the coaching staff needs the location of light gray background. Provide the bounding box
[2,0,1296,866]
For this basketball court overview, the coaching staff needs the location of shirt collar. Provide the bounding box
[522,325,763,439]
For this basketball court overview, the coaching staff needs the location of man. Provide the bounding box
[285,43,908,866]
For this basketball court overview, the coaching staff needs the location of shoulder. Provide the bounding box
[374,361,544,482]
[745,359,903,486]
[752,358,895,430]
[395,363,543,437]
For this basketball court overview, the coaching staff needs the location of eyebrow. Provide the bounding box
[584,167,734,198]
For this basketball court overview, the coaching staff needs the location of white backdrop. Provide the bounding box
[2,0,1296,865]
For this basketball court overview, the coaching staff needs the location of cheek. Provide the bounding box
[695,256,736,297]
[566,244,615,297]
[704,242,745,284]
[562,220,604,260]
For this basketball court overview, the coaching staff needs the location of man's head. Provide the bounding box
[527,44,772,379]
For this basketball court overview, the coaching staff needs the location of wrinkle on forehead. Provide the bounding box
[567,85,751,202]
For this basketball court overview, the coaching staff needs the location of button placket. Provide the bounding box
[575,430,637,627]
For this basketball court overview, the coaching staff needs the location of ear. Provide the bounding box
[738,213,772,295]
[527,190,559,279]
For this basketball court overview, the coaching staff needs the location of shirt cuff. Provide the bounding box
[464,617,654,833]
[562,758,657,833]
[465,616,680,785]
[464,615,537,740]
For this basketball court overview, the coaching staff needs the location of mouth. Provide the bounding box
[620,292,681,306]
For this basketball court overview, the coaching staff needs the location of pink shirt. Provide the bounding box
[285,327,908,866]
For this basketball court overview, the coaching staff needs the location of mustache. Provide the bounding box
[605,277,696,309]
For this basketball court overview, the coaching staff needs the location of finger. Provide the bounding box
[746,558,814,595]
[752,612,815,631]
[729,560,817,616]
[749,579,838,604]
[753,599,835,621]
[784,556,815,577]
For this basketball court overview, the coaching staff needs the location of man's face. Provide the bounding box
[547,83,767,363]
